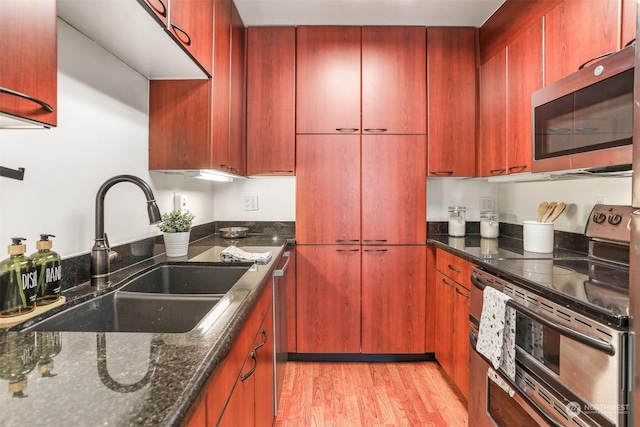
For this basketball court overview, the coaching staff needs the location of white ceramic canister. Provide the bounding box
[523,220,554,253]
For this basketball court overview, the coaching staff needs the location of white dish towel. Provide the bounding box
[220,246,272,263]
[476,286,516,381]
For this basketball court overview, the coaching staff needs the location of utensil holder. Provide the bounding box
[523,220,554,253]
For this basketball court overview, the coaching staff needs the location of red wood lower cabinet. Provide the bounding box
[296,245,361,353]
[361,246,426,354]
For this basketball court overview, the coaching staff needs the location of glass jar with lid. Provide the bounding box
[480,211,499,238]
[448,206,466,237]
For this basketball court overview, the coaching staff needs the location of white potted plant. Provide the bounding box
[158,210,195,257]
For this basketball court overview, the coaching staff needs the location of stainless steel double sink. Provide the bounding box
[24,263,252,333]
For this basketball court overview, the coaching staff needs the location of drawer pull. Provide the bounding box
[170,23,192,46]
[442,278,455,288]
[430,170,454,176]
[241,352,258,381]
[490,168,506,175]
[0,86,54,113]
[447,264,461,273]
[336,128,359,132]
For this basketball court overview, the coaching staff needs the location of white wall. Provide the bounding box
[426,178,498,221]
[497,176,632,233]
[212,177,296,221]
[0,21,216,258]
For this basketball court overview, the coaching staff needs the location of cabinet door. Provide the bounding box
[0,0,57,127]
[169,0,214,75]
[210,0,232,171]
[362,246,426,354]
[545,0,619,84]
[453,283,471,399]
[622,0,638,49]
[296,135,361,244]
[296,26,361,134]
[254,304,275,427]
[507,19,543,175]
[361,135,426,244]
[296,245,361,353]
[143,0,169,26]
[362,26,426,135]
[218,352,256,427]
[149,79,211,170]
[284,247,297,352]
[227,2,246,175]
[246,27,296,176]
[427,27,476,177]
[434,270,455,379]
[478,48,507,177]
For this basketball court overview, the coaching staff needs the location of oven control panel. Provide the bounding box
[585,204,634,243]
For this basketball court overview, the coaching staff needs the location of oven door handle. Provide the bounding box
[469,329,565,427]
[471,274,616,356]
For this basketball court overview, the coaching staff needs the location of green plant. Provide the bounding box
[158,210,195,233]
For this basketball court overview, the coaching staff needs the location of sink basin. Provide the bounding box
[119,263,250,295]
[24,291,224,333]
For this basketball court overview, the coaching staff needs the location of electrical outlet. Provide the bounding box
[174,193,187,212]
[480,196,496,212]
[243,195,258,211]
[593,196,606,205]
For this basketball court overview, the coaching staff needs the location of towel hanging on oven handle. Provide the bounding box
[471,274,616,356]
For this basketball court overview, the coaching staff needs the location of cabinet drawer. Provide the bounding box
[435,248,472,290]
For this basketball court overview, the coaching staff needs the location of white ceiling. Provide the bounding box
[234,0,506,27]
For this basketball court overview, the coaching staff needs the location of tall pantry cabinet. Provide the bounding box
[295,26,427,355]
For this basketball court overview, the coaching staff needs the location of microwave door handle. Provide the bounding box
[469,329,565,427]
[471,274,616,356]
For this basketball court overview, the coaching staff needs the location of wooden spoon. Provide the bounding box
[536,202,549,222]
[546,202,566,223]
[540,202,557,222]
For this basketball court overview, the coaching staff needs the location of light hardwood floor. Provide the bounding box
[275,361,468,427]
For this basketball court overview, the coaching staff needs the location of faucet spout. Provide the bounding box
[91,175,161,286]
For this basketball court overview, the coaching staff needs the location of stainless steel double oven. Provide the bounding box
[468,205,632,427]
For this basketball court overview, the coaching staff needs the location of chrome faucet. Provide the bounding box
[91,175,161,286]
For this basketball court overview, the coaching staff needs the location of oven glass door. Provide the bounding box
[515,312,560,375]
[487,375,543,427]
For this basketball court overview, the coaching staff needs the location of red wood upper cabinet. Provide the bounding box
[246,27,295,176]
[168,0,214,76]
[478,48,507,177]
[621,0,638,49]
[296,135,361,244]
[142,0,169,27]
[361,135,426,244]
[0,0,57,128]
[426,27,476,177]
[228,2,246,176]
[296,245,362,353]
[362,26,426,135]
[507,19,543,175]
[296,26,361,134]
[361,245,426,354]
[545,0,619,85]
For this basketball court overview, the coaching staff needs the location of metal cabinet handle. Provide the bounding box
[447,264,461,273]
[241,352,257,382]
[254,329,268,350]
[273,251,291,277]
[146,0,167,17]
[363,128,388,133]
[441,278,455,288]
[336,249,360,253]
[578,50,616,70]
[336,239,360,243]
[471,275,615,356]
[455,287,470,298]
[490,168,506,175]
[268,169,294,173]
[430,170,454,176]
[363,239,387,243]
[508,164,528,172]
[363,249,388,253]
[0,87,54,113]
[170,23,192,46]
[335,128,359,132]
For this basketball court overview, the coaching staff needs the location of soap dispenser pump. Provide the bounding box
[30,234,62,305]
[0,238,37,317]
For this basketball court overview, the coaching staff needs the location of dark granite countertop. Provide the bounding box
[0,233,293,427]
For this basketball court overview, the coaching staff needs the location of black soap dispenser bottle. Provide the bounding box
[0,238,37,317]
[30,234,62,305]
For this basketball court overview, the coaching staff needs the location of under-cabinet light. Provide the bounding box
[184,170,234,182]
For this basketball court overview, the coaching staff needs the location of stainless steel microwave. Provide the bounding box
[531,45,634,173]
